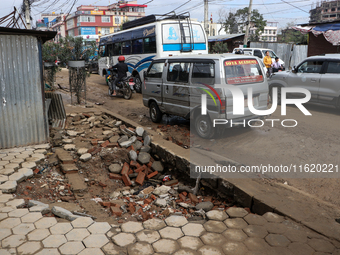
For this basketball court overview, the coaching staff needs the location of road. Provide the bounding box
[57,69,340,206]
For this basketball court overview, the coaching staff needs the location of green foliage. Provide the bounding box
[279,22,308,44]
[224,7,266,38]
[212,42,229,53]
[42,41,61,63]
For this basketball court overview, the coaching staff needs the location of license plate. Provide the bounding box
[129,82,134,85]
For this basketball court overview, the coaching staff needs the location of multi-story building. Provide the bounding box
[50,15,67,43]
[310,0,340,23]
[64,0,147,42]
[249,22,278,42]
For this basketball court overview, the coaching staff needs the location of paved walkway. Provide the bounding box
[0,192,339,255]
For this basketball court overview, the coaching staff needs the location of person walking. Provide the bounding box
[263,51,273,76]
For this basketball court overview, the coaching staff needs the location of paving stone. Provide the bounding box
[0,206,16,213]
[112,232,136,247]
[78,248,105,255]
[6,199,25,208]
[181,223,205,237]
[62,139,73,144]
[222,229,248,242]
[159,226,184,240]
[136,229,161,243]
[165,216,188,227]
[0,228,12,240]
[64,144,76,151]
[206,210,228,221]
[0,217,21,228]
[35,249,60,255]
[198,245,224,255]
[288,242,315,255]
[34,149,47,155]
[152,239,179,254]
[265,234,291,247]
[27,228,51,241]
[10,158,25,164]
[127,242,154,255]
[66,228,90,241]
[143,218,166,230]
[178,236,203,250]
[2,156,15,161]
[0,181,17,193]
[221,241,249,255]
[0,212,8,220]
[0,194,14,203]
[226,207,249,218]
[50,222,73,235]
[0,175,9,184]
[21,161,36,169]
[8,208,29,217]
[264,222,288,234]
[244,214,268,226]
[0,168,15,176]
[269,247,294,255]
[87,222,111,234]
[262,212,284,223]
[59,241,85,254]
[71,217,94,228]
[42,234,67,248]
[17,241,42,254]
[155,198,167,207]
[224,218,249,229]
[2,235,26,248]
[102,243,125,255]
[245,237,272,251]
[83,234,109,248]
[17,168,33,178]
[35,217,57,229]
[203,220,227,233]
[80,153,92,162]
[201,232,227,246]
[243,225,268,238]
[173,249,199,255]
[21,212,43,223]
[121,221,144,233]
[34,144,50,150]
[29,205,50,214]
[12,223,35,235]
[0,161,10,167]
[307,238,335,253]
[77,148,89,155]
[28,200,48,208]
[284,229,308,243]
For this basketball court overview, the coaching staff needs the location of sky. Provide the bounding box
[0,0,316,29]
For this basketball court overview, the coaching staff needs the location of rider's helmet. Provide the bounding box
[118,56,125,62]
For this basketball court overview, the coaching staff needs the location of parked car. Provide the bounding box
[85,57,99,74]
[143,54,269,138]
[268,54,340,108]
[232,48,285,69]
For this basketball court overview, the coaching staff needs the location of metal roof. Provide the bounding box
[208,33,245,42]
[0,27,56,43]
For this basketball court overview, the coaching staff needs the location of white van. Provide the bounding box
[143,54,269,138]
[232,48,285,69]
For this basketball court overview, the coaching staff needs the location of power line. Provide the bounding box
[280,0,309,13]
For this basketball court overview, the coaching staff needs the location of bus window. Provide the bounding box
[132,39,143,54]
[144,37,156,53]
[107,44,114,56]
[113,43,122,55]
[99,46,106,57]
[122,41,131,55]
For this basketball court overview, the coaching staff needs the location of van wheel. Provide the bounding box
[150,102,162,123]
[195,115,215,139]
[134,76,142,93]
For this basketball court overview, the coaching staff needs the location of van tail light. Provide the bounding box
[129,77,134,82]
[220,100,226,114]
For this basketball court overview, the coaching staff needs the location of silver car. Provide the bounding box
[268,54,340,108]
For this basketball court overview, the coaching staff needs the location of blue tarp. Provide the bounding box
[313,23,340,32]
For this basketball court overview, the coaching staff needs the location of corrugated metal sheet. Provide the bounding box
[250,42,308,69]
[0,34,48,149]
[45,92,66,129]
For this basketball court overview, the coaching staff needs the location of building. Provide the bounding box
[310,0,340,23]
[249,22,278,42]
[50,15,67,43]
[208,34,245,53]
[64,0,147,42]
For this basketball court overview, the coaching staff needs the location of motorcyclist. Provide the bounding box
[110,56,128,96]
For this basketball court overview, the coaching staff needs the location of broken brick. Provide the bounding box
[121,162,130,176]
[88,148,95,154]
[151,195,156,201]
[91,139,99,146]
[101,202,111,207]
[147,162,152,168]
[128,203,135,213]
[33,168,40,174]
[101,140,110,148]
[188,193,199,204]
[90,147,102,155]
[107,143,118,148]
[128,169,133,175]
[98,182,107,187]
[181,192,188,197]
[23,191,29,196]
[144,198,152,204]
[147,171,158,180]
[130,161,138,168]
[136,171,146,185]
[204,196,213,202]
[179,194,186,201]
[122,174,132,186]
[111,207,122,217]
[164,179,179,186]
[82,113,91,118]
[135,165,146,173]
[26,186,33,191]
[109,173,122,180]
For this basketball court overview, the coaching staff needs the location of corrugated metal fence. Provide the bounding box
[0,35,48,149]
[250,42,308,69]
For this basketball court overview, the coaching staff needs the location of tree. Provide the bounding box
[279,22,308,44]
[223,7,266,38]
[212,42,229,53]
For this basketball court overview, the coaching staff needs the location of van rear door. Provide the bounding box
[143,61,165,107]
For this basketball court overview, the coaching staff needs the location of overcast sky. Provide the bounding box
[1,0,315,29]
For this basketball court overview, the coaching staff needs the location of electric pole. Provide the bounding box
[24,0,31,29]
[204,0,209,36]
[243,0,253,47]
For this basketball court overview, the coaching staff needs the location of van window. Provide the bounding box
[146,62,164,78]
[253,50,262,58]
[262,50,277,58]
[224,59,264,85]
[297,61,324,73]
[167,62,190,83]
[325,61,340,74]
[191,62,215,85]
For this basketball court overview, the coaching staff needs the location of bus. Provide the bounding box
[98,13,208,93]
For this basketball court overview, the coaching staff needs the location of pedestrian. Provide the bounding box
[271,57,283,73]
[263,51,273,76]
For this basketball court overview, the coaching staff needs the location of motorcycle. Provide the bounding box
[107,68,133,100]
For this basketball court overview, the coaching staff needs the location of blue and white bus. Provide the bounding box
[98,14,208,92]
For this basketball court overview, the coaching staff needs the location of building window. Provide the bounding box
[115,17,121,24]
[101,27,110,35]
[101,16,110,22]
[269,30,272,34]
[67,19,74,28]
[331,8,335,11]
[324,9,328,12]
[78,16,95,22]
